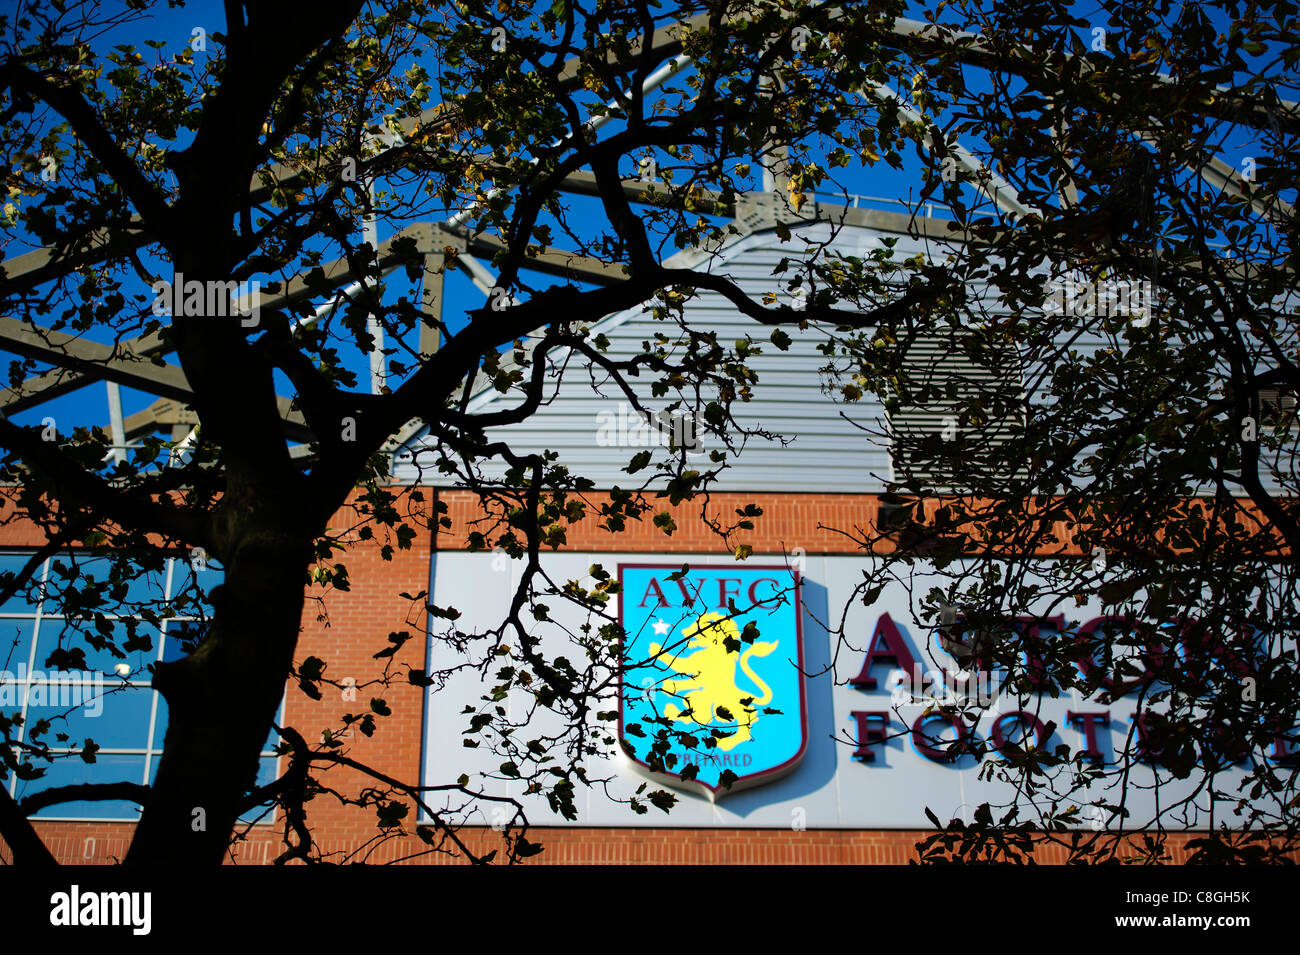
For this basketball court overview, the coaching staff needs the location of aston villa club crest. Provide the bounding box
[618,564,806,798]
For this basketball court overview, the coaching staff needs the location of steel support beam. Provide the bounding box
[124,394,308,443]
[1192,154,1296,225]
[0,318,311,440]
[0,318,191,403]
[419,252,445,360]
[459,231,628,286]
[548,169,731,216]
[105,381,126,465]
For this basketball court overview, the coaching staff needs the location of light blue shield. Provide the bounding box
[619,563,806,796]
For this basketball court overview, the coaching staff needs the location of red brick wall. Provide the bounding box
[18,821,1284,866]
[434,489,1282,558]
[0,487,1278,864]
[436,489,892,554]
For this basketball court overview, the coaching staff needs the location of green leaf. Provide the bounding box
[376,800,409,829]
[624,450,652,473]
[647,789,678,813]
[513,836,545,858]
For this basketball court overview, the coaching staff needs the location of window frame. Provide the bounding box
[0,549,281,824]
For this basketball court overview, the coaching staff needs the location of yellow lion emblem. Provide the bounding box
[648,611,779,751]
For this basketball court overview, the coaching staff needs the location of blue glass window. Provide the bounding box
[0,551,282,822]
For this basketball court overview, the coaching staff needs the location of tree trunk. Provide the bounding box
[125,531,310,866]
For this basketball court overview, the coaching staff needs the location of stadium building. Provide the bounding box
[2,200,1281,864]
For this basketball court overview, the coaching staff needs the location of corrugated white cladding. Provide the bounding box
[393,218,1298,496]
[419,552,1279,829]
[396,222,962,492]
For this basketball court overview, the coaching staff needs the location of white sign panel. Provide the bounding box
[421,553,1282,829]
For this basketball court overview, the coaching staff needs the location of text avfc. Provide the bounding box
[636,575,783,609]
